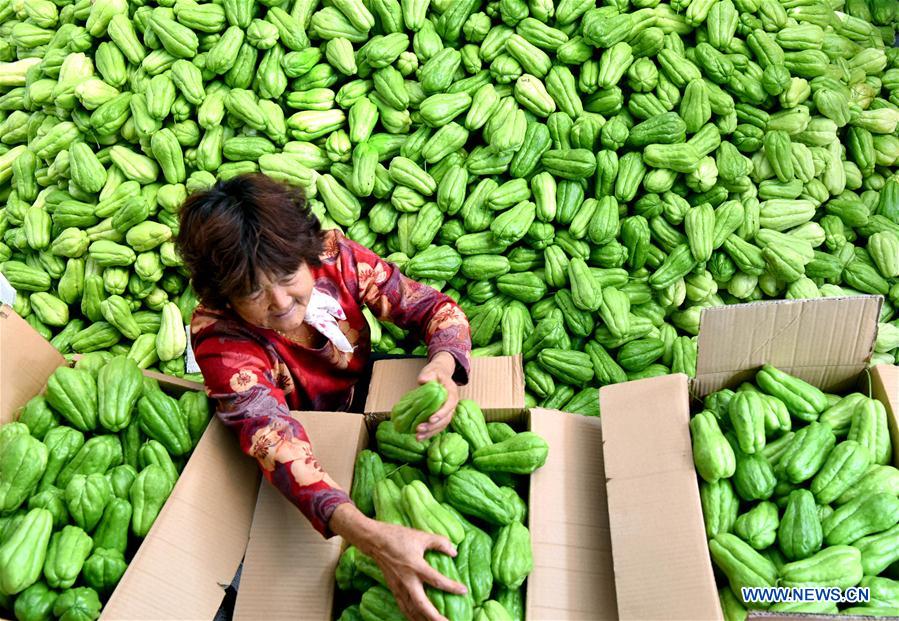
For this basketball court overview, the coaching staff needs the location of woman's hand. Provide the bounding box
[416,352,460,441]
[330,504,467,621]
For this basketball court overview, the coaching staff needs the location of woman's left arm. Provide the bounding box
[338,234,472,439]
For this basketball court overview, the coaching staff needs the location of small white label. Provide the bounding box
[184,324,200,374]
[0,273,17,307]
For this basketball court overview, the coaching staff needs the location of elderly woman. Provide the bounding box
[175,173,472,621]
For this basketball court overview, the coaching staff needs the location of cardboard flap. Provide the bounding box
[0,305,66,422]
[601,375,696,481]
[364,356,526,420]
[693,297,881,397]
[872,364,899,466]
[872,364,899,417]
[102,418,260,620]
[599,375,722,621]
[234,411,367,621]
[527,409,618,620]
[74,354,205,395]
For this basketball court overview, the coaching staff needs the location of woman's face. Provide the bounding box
[230,263,315,332]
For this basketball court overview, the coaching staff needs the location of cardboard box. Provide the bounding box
[235,356,618,620]
[0,305,261,621]
[598,296,898,621]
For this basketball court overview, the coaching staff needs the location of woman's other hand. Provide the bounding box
[416,352,460,441]
[330,504,467,621]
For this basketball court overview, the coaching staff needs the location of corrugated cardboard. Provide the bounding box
[600,297,898,621]
[233,412,366,621]
[0,305,260,621]
[693,296,882,396]
[600,374,719,621]
[364,356,527,420]
[527,408,617,620]
[873,363,899,466]
[0,303,67,417]
[237,356,617,620]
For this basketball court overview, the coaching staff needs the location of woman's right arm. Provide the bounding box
[193,327,352,536]
[193,326,466,619]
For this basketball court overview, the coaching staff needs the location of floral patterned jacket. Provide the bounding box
[191,230,472,536]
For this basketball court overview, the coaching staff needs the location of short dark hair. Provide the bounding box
[176,173,324,310]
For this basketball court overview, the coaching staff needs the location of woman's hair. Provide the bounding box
[176,173,324,310]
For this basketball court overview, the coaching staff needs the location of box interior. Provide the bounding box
[236,356,618,620]
[1,306,259,621]
[600,297,896,621]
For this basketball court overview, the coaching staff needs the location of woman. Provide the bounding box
[175,173,473,621]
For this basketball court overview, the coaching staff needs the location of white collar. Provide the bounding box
[303,288,354,353]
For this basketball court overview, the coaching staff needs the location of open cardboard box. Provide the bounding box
[0,304,260,620]
[234,356,618,620]
[599,295,899,621]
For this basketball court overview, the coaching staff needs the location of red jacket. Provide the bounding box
[191,230,472,536]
